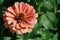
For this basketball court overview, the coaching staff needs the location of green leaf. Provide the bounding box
[46,12,57,24]
[57,10,60,13]
[50,0,57,14]
[17,36,23,40]
[28,38,43,40]
[57,0,60,4]
[37,28,53,38]
[28,39,33,40]
[4,37,11,40]
[27,0,30,2]
[36,0,43,6]
[40,14,54,29]
[43,0,53,10]
[0,0,4,4]
[52,33,58,40]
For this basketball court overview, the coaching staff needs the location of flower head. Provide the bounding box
[3,2,38,34]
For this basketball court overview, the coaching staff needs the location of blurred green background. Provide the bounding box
[0,0,59,40]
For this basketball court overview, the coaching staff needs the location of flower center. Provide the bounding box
[15,13,25,23]
[16,16,22,23]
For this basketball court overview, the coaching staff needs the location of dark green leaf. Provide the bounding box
[43,0,53,10]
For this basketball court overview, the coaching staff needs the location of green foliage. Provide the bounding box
[40,14,54,29]
[0,0,4,4]
[39,11,57,29]
[4,37,11,40]
[52,33,58,40]
[0,0,58,40]
[43,0,53,10]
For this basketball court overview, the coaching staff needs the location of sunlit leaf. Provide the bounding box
[52,33,58,40]
[28,39,33,40]
[40,14,54,29]
[16,35,23,40]
[27,0,30,2]
[57,10,60,13]
[57,0,60,4]
[4,37,11,40]
[46,12,57,24]
[0,0,4,4]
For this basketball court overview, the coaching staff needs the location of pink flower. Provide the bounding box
[3,2,38,34]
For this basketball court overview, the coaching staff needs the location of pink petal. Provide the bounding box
[21,21,34,28]
[15,23,21,30]
[8,20,14,24]
[24,3,29,13]
[26,19,37,24]
[16,30,22,34]
[5,12,14,17]
[12,21,17,27]
[20,29,26,33]
[28,24,34,28]
[7,7,16,15]
[21,22,26,27]
[19,2,24,12]
[34,13,38,18]
[27,6,34,14]
[21,21,31,28]
[27,28,32,33]
[14,2,20,14]
[12,26,16,31]
[6,17,14,20]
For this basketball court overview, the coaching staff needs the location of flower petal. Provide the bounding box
[3,2,38,34]
[7,7,16,15]
[6,17,14,21]
[14,2,20,14]
[15,23,21,30]
[16,30,22,34]
[5,12,14,17]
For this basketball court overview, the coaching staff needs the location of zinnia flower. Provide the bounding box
[3,2,38,34]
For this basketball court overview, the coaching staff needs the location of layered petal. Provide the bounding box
[3,2,38,35]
